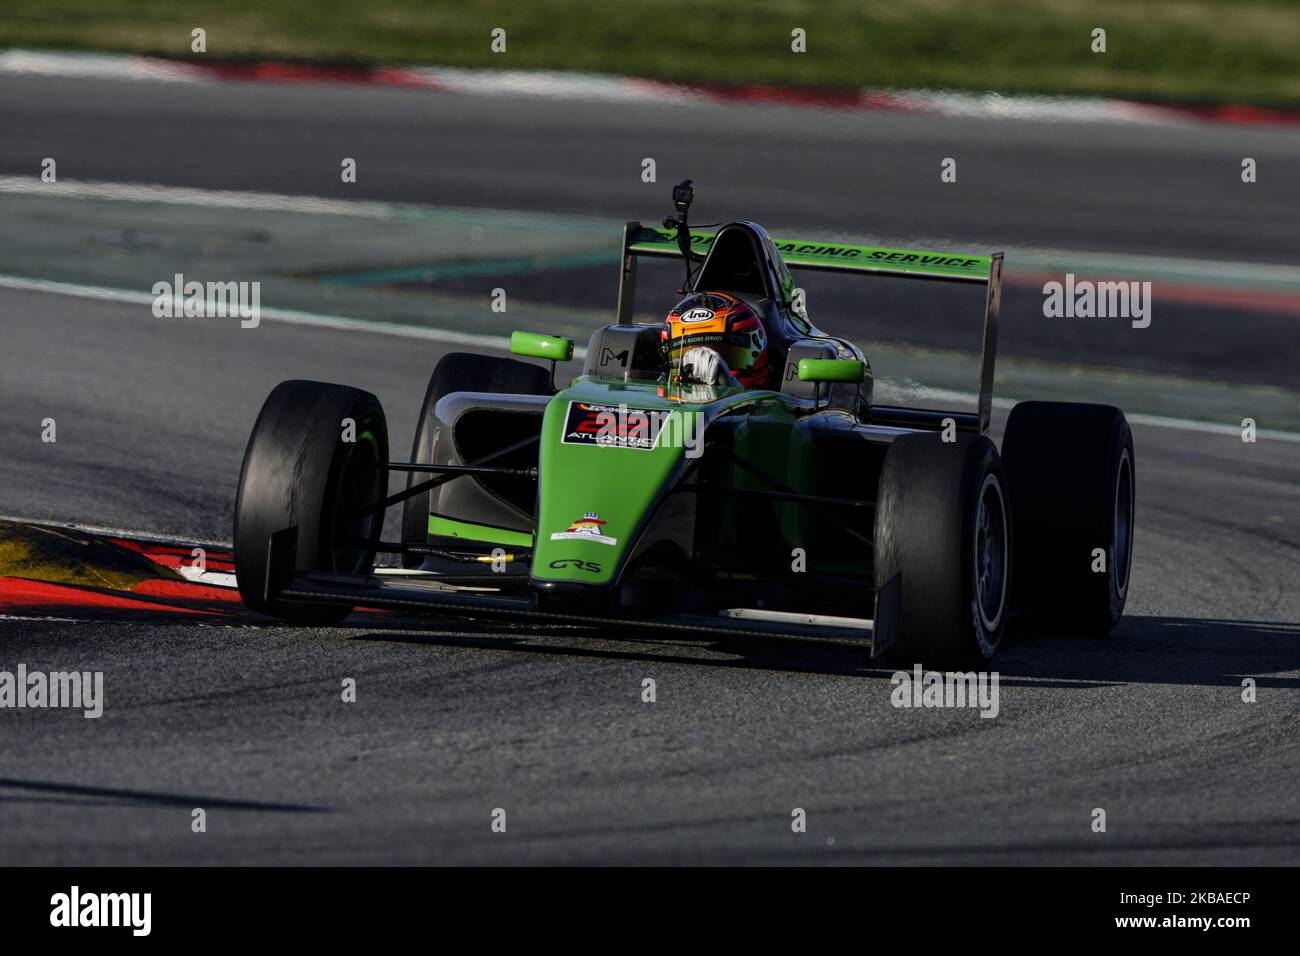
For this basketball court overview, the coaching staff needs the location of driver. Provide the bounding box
[661,292,770,388]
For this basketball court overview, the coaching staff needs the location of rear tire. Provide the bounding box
[400,353,551,567]
[1001,401,1134,636]
[874,434,1011,667]
[234,380,389,624]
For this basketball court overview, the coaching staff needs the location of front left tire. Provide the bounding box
[233,380,388,624]
[873,433,1012,667]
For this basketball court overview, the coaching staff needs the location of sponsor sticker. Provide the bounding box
[562,401,669,451]
[548,558,602,573]
[599,346,629,367]
[679,307,715,323]
[550,513,618,547]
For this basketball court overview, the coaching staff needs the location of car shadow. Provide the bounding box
[350,614,1299,689]
[996,614,1300,688]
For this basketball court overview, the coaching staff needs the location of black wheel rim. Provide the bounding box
[332,427,384,573]
[974,473,1008,633]
[1114,448,1134,597]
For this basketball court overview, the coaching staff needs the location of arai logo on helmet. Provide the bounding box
[680,308,715,324]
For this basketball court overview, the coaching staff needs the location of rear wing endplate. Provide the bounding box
[616,222,1004,433]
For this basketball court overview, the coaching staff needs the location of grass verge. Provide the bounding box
[3,0,1299,104]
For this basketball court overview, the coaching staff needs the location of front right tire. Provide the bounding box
[1000,401,1135,636]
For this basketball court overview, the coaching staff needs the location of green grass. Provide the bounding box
[4,0,1300,104]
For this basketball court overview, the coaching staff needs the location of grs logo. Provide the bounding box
[549,559,601,573]
[680,308,715,323]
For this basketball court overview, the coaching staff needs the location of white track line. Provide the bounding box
[4,274,1297,441]
[882,388,1300,444]
[5,268,1297,442]
[0,176,611,237]
[1124,411,1300,442]
[0,174,405,218]
[0,274,519,352]
[0,50,207,83]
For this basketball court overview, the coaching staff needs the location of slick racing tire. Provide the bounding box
[400,352,552,568]
[1001,401,1134,637]
[234,380,389,625]
[874,434,1011,667]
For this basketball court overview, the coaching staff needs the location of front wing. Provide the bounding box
[263,529,895,654]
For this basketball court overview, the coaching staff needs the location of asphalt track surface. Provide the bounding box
[3,73,1299,263]
[2,288,1297,865]
[0,76,1297,864]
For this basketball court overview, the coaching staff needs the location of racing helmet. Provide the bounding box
[661,292,770,388]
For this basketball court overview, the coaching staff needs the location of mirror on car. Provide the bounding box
[797,358,865,384]
[510,331,575,362]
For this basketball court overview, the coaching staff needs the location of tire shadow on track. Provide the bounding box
[348,614,1300,689]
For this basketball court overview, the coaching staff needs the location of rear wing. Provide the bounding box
[615,222,1005,433]
[626,225,993,282]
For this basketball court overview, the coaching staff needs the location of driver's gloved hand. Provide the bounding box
[679,347,734,386]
